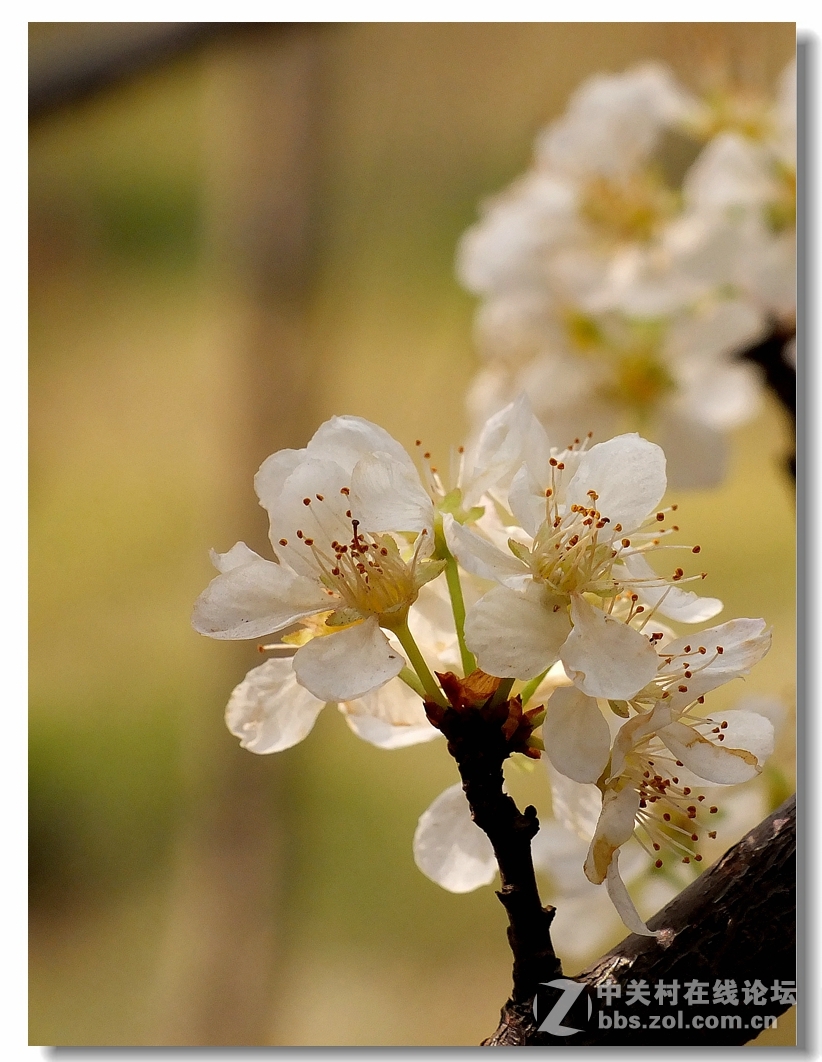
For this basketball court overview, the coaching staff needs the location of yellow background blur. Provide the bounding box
[29,23,796,1046]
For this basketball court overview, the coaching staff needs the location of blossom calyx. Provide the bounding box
[424,669,544,758]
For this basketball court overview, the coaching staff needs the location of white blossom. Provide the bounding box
[452,432,721,696]
[457,61,794,488]
[541,617,772,933]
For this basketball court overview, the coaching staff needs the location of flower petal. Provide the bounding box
[350,452,434,534]
[659,619,772,709]
[254,448,306,515]
[462,394,551,509]
[192,552,328,640]
[622,552,723,623]
[566,434,666,533]
[658,711,774,785]
[605,853,658,937]
[443,513,528,586]
[413,784,497,893]
[561,596,659,699]
[307,415,417,475]
[292,616,404,702]
[544,687,612,784]
[465,583,570,679]
[584,784,640,884]
[225,658,326,753]
[210,541,267,573]
[546,763,602,840]
[340,677,441,749]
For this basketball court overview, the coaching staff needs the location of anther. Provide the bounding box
[296,530,304,539]
[716,646,724,655]
[709,806,718,814]
[721,721,728,729]
[340,487,350,495]
[708,831,717,839]
[692,545,701,554]
[655,859,663,869]
[656,512,665,522]
[694,854,703,862]
[279,539,288,546]
[303,498,311,506]
[316,494,324,501]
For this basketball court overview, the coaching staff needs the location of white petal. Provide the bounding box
[413,784,497,893]
[462,394,550,509]
[508,463,550,539]
[659,619,772,709]
[340,677,441,749]
[465,583,570,679]
[544,687,612,784]
[622,552,723,623]
[584,784,640,884]
[254,448,306,515]
[561,596,659,699]
[565,434,666,533]
[350,452,434,534]
[610,701,673,778]
[546,763,602,840]
[443,513,528,586]
[225,658,325,753]
[192,555,328,640]
[659,711,774,785]
[307,415,417,475]
[267,457,357,576]
[605,853,658,937]
[210,541,266,573]
[292,617,404,702]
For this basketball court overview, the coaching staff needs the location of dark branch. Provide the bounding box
[28,23,319,121]
[737,322,796,479]
[425,676,562,1006]
[484,793,796,1046]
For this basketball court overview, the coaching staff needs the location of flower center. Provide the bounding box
[622,744,720,869]
[297,512,421,625]
[581,172,678,244]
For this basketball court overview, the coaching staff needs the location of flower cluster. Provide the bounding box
[458,61,796,487]
[193,401,773,937]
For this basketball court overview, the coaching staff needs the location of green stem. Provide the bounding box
[489,677,515,709]
[394,622,447,707]
[519,668,549,707]
[444,552,476,676]
[398,667,426,699]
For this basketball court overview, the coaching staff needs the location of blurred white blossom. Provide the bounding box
[458,60,795,488]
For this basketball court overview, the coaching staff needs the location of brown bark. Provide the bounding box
[483,794,796,1046]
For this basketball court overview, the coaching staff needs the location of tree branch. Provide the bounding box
[425,675,562,1006]
[484,793,796,1046]
[737,322,796,479]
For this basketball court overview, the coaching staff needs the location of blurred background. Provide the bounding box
[29,22,796,1046]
